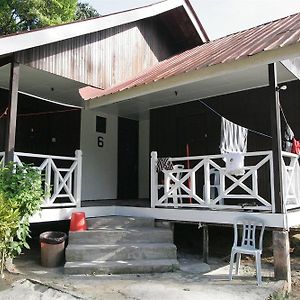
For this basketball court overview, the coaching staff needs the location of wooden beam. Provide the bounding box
[269,63,291,286]
[5,61,20,163]
[273,230,291,289]
[202,224,209,264]
[268,63,284,213]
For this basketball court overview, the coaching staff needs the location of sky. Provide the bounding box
[86,0,300,40]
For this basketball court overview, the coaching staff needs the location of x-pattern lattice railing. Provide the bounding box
[11,151,82,208]
[0,152,4,167]
[151,151,275,212]
[282,151,300,209]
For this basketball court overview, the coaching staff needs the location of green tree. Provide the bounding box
[0,0,99,35]
[76,2,100,20]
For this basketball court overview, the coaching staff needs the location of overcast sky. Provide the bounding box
[86,0,300,39]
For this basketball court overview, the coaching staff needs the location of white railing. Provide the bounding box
[0,152,4,167]
[151,151,275,212]
[0,150,82,208]
[282,151,300,210]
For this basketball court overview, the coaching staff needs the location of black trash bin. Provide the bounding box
[40,231,67,267]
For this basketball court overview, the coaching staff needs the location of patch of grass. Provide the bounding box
[270,291,289,300]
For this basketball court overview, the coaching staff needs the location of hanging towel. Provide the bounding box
[225,152,245,176]
[156,157,174,173]
[220,117,248,154]
[292,138,300,155]
[220,118,248,175]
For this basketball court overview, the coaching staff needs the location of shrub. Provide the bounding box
[0,162,44,277]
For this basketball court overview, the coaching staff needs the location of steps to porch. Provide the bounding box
[64,216,179,275]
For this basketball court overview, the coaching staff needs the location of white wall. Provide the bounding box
[80,110,118,200]
[138,119,150,198]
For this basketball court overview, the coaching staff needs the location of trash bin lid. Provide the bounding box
[40,231,67,244]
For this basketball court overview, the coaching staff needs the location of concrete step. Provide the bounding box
[64,259,179,275]
[87,216,154,229]
[65,243,177,262]
[69,228,173,244]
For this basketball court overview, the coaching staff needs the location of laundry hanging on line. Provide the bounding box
[220,117,248,176]
[280,105,300,155]
[283,124,294,152]
[156,157,173,173]
[220,117,248,153]
[292,138,300,155]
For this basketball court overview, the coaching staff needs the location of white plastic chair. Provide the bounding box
[165,164,184,207]
[203,168,223,205]
[229,216,265,286]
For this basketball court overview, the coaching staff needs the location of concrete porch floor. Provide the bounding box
[0,246,286,300]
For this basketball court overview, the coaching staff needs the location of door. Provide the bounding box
[117,117,139,199]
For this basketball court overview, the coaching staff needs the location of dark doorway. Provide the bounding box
[118,117,139,199]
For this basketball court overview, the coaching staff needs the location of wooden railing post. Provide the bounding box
[5,61,19,164]
[204,159,210,204]
[45,158,51,206]
[74,150,82,208]
[151,151,158,208]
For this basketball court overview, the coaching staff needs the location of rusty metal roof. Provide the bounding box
[84,12,300,101]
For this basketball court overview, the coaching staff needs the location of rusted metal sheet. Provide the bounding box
[86,13,300,100]
[16,20,174,89]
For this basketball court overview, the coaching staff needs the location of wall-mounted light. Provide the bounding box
[275,85,287,92]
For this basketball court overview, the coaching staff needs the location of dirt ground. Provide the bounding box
[284,257,300,299]
[0,223,299,299]
[0,251,286,300]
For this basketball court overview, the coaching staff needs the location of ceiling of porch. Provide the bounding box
[0,61,296,117]
[90,62,296,120]
[0,64,86,108]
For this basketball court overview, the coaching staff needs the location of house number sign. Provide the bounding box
[96,116,106,148]
[97,136,104,148]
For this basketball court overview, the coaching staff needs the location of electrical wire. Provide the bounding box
[279,103,289,127]
[18,108,80,117]
[198,100,272,139]
[0,107,80,119]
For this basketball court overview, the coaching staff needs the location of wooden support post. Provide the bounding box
[273,230,291,289]
[202,224,209,264]
[268,63,291,285]
[5,61,20,164]
[268,63,284,213]
[150,151,158,208]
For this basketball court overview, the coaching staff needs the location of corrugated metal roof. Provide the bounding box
[85,12,300,101]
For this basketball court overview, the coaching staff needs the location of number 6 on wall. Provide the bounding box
[97,136,104,148]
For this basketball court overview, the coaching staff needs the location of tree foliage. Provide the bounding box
[0,0,99,35]
[76,2,99,20]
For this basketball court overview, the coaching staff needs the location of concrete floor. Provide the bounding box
[0,248,286,300]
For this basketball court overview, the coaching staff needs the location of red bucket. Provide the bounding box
[70,212,87,231]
